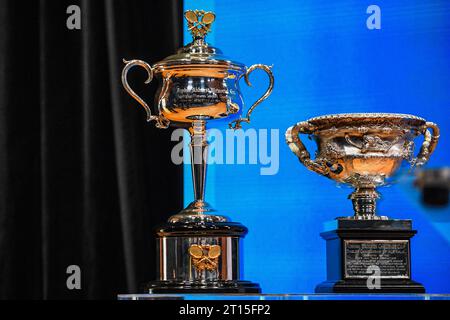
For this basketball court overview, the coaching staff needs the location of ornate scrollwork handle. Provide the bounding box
[229,64,274,130]
[121,59,169,129]
[411,121,440,167]
[286,121,335,176]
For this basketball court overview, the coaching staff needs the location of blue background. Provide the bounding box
[184,0,450,293]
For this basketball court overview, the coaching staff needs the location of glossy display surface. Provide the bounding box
[118,293,450,300]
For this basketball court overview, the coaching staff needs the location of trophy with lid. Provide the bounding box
[286,113,439,293]
[121,10,274,293]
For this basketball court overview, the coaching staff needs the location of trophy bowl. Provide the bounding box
[286,113,440,220]
[122,10,273,129]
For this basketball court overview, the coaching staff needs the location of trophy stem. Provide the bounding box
[189,121,208,206]
[168,121,228,223]
[348,188,387,220]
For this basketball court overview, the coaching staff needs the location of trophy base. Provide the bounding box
[150,219,261,294]
[145,280,261,294]
[315,219,425,294]
[315,279,425,293]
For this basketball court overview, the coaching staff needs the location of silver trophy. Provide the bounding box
[121,10,274,293]
[286,113,439,219]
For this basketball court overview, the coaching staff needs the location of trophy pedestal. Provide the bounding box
[315,219,425,293]
[146,280,260,294]
[146,220,261,294]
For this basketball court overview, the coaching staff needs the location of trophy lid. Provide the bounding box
[153,10,245,71]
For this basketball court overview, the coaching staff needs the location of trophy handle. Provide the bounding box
[285,121,334,176]
[229,64,274,129]
[121,59,170,129]
[411,121,440,167]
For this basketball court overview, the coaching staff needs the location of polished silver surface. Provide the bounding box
[286,113,440,219]
[118,293,450,300]
[167,121,229,224]
[157,236,241,282]
[121,9,274,223]
[415,167,450,188]
[121,10,271,292]
[343,240,410,279]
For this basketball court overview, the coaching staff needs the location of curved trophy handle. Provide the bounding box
[229,64,274,129]
[121,59,169,129]
[285,121,333,176]
[412,121,440,167]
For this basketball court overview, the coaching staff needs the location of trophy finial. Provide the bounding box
[184,10,215,41]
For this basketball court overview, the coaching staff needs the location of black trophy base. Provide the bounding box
[316,279,425,293]
[315,219,425,294]
[145,280,261,294]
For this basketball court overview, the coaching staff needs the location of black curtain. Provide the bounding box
[0,0,184,299]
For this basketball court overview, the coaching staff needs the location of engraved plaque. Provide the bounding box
[344,240,410,279]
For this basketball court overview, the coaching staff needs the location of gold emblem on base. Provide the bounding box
[189,244,221,272]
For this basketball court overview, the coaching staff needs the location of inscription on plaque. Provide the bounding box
[344,240,410,279]
[171,77,229,107]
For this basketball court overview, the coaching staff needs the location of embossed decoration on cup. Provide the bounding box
[286,113,440,220]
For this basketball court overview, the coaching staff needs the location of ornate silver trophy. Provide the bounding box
[286,113,439,293]
[121,10,273,293]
